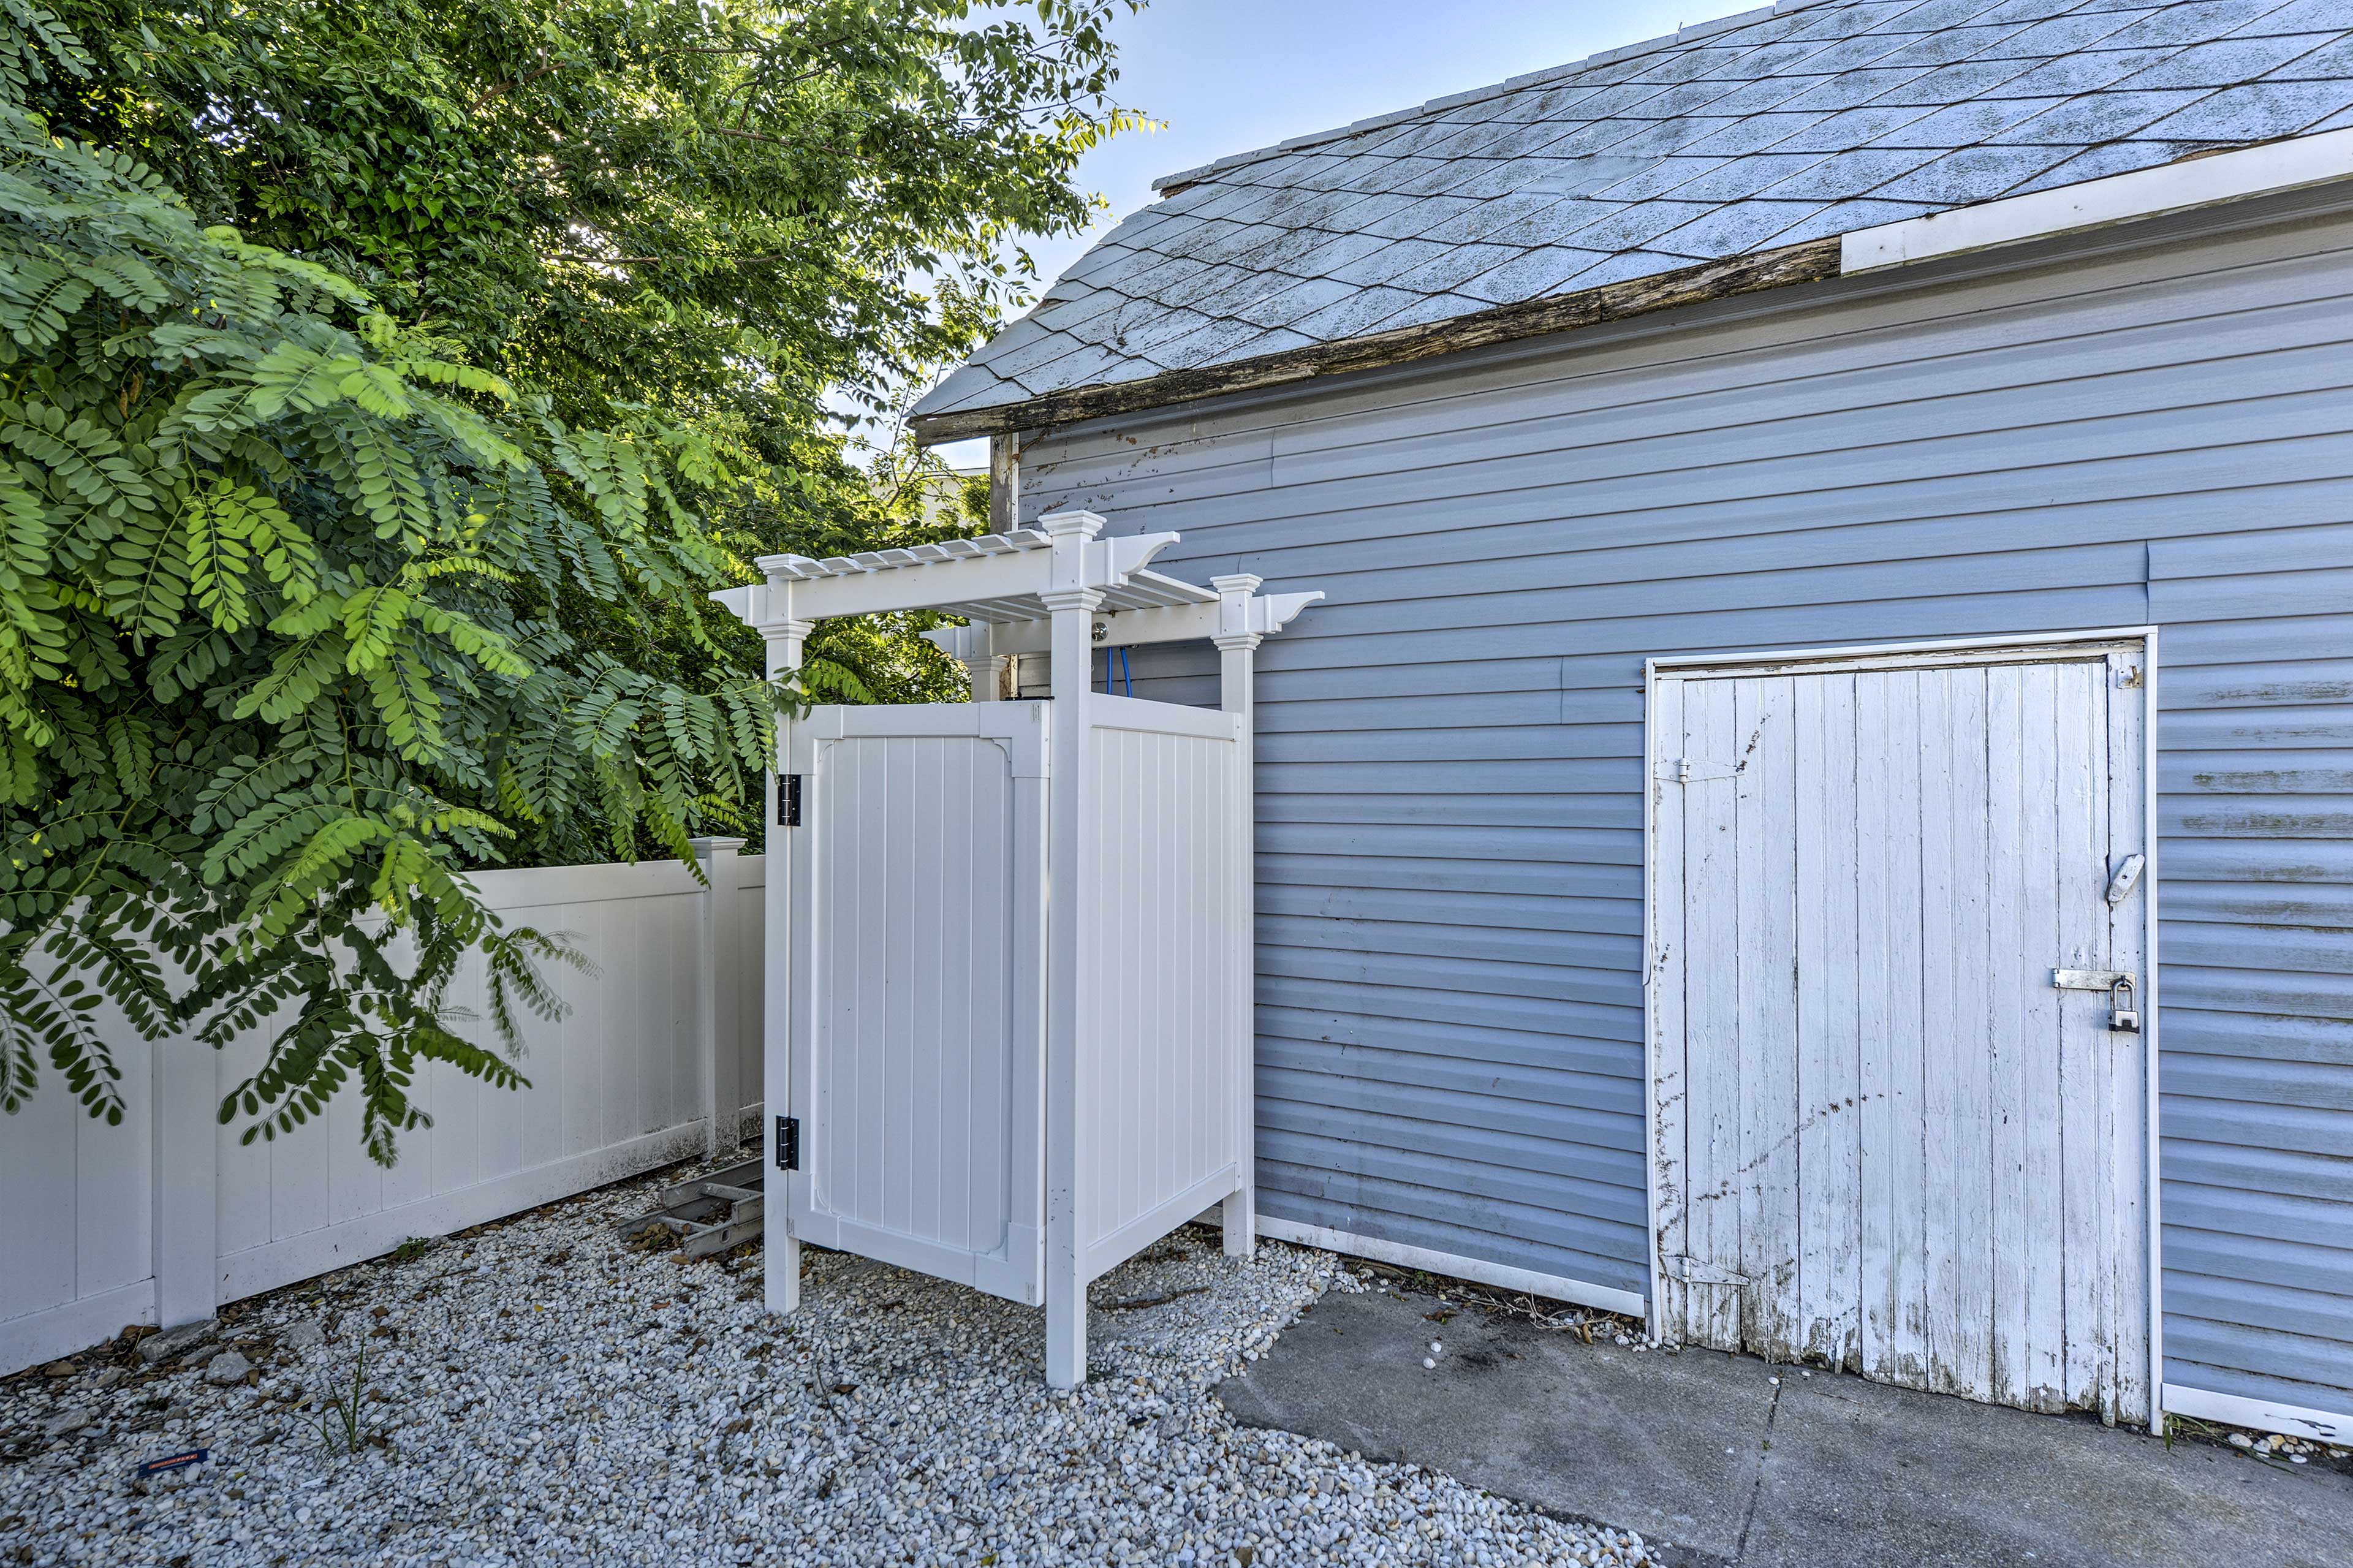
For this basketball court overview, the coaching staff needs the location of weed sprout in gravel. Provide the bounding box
[0,1162,1656,1566]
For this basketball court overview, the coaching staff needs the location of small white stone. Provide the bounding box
[202,1352,252,1386]
[1429,1341,1442,1355]
[1423,1358,1437,1370]
[0,1161,1661,1568]
[2229,1434,2254,1449]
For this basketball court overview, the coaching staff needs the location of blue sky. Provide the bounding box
[929,0,1700,466]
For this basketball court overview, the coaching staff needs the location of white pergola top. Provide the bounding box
[746,526,1218,624]
[711,511,1319,657]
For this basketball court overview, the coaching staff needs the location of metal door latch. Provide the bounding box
[2108,975,2140,1034]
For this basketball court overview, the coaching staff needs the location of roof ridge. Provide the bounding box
[1147,0,1843,194]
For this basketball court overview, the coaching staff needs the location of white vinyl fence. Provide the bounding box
[1,842,763,1375]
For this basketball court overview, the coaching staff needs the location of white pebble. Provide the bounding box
[0,1158,1659,1568]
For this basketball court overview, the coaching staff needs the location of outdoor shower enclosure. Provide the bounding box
[713,512,1317,1387]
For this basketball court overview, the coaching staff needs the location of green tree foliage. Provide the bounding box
[32,0,1146,839]
[0,1,1137,1161]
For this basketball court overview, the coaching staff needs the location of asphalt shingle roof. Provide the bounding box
[911,0,2353,433]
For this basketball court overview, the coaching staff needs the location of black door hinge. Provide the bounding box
[775,1115,799,1171]
[776,774,801,828]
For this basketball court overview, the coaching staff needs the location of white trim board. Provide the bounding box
[0,1279,157,1380]
[1843,129,2353,274]
[1254,1216,1648,1319]
[2164,1384,2349,1446]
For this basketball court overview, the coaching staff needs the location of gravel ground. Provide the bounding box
[0,1161,1658,1568]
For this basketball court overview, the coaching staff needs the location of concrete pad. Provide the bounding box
[1215,1284,1770,1559]
[1214,1284,2353,1566]
[1753,1366,2351,1568]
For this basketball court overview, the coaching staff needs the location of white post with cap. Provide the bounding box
[1212,574,1264,1260]
[747,586,814,1318]
[1039,510,1105,1388]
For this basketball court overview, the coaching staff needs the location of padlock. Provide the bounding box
[2109,975,2140,1034]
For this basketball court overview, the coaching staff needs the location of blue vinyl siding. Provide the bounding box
[1019,188,2353,1415]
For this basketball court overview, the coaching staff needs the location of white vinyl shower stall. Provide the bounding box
[712,511,1317,1386]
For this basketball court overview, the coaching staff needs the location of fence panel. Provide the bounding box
[1,849,763,1374]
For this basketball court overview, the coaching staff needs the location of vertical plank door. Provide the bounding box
[1650,643,2151,1426]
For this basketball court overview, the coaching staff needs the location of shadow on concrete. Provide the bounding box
[1213,1284,2353,1567]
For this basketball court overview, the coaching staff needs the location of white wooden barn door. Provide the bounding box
[787,704,1048,1305]
[1648,638,2151,1426]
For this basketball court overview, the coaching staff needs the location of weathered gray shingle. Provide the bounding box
[912,0,2353,428]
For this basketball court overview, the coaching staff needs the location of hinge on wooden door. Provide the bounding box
[775,774,801,827]
[1655,757,1740,784]
[775,1116,799,1171]
[1663,1255,1750,1287]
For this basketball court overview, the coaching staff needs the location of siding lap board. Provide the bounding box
[1022,198,2353,1414]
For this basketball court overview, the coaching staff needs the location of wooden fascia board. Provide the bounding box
[909,237,1841,444]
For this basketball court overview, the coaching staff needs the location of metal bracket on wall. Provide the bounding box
[2052,969,2136,991]
[1663,1254,1751,1287]
[1655,757,1741,783]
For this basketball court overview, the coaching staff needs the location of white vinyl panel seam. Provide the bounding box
[1168,733,1185,1222]
[909,741,934,1249]
[1145,733,1161,1225]
[1156,734,1170,1227]
[939,740,966,1256]
[969,738,990,1257]
[1195,735,1213,1191]
[1148,732,1166,1228]
[1207,733,1223,1194]
[1188,735,1208,1192]
[1123,732,1142,1235]
[1110,732,1131,1244]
